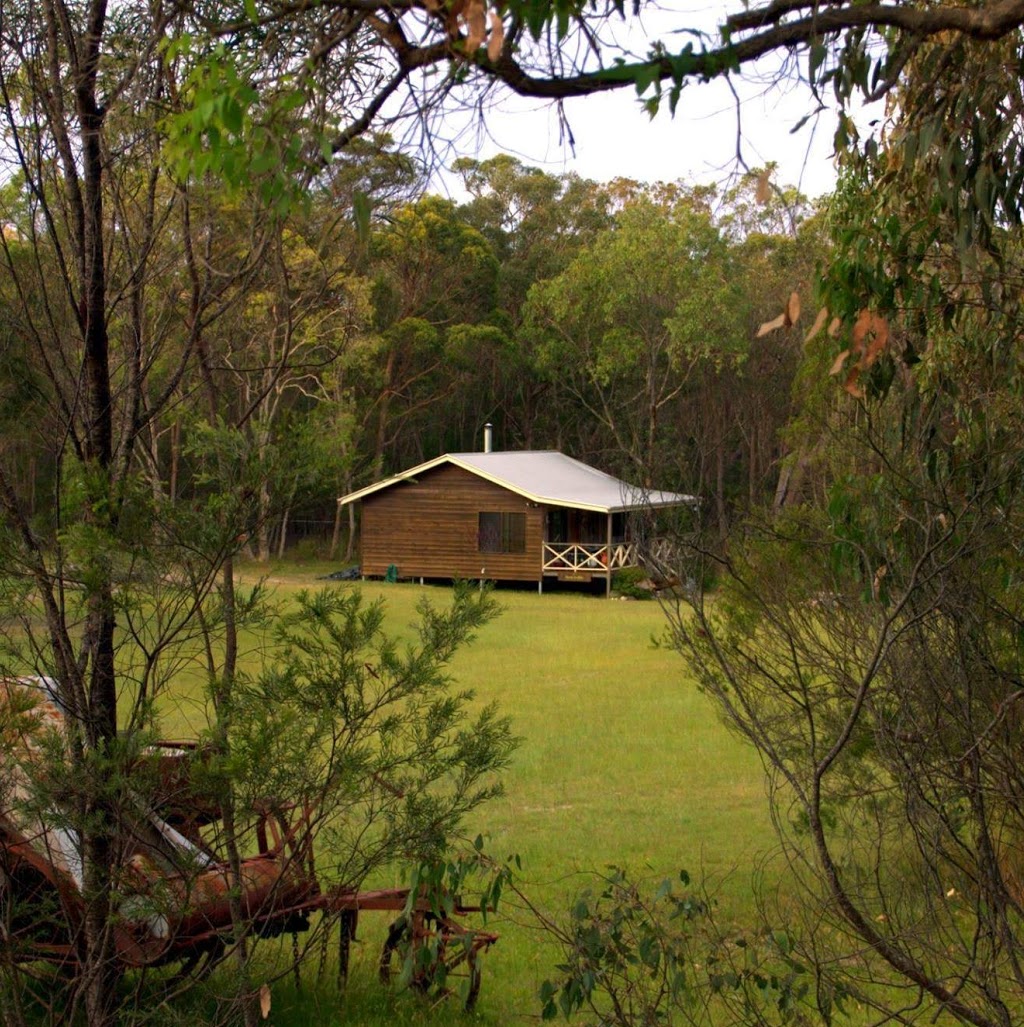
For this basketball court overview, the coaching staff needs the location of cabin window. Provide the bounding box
[478,512,526,554]
[547,508,568,543]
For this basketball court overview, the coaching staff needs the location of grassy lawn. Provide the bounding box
[156,562,777,1026]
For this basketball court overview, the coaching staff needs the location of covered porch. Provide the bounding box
[539,507,675,594]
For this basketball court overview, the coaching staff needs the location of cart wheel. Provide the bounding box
[168,938,224,986]
[378,915,482,1011]
[463,947,482,1011]
[378,915,424,990]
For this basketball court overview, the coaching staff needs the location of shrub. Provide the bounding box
[612,567,653,600]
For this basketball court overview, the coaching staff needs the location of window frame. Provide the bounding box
[478,511,526,554]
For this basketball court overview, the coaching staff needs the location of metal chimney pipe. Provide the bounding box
[483,423,493,453]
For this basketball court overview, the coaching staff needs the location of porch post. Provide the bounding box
[606,512,613,598]
[539,506,546,595]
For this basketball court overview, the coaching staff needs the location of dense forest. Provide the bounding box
[2,148,819,562]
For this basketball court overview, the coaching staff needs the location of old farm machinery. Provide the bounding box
[0,678,497,1009]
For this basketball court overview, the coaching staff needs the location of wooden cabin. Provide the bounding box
[338,450,694,594]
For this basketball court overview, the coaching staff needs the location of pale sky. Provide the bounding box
[428,4,871,201]
[446,78,841,198]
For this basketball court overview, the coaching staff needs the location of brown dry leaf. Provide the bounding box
[851,308,890,361]
[446,0,467,34]
[827,316,842,338]
[850,309,873,360]
[829,349,850,376]
[756,313,787,338]
[785,290,801,326]
[755,168,771,205]
[804,306,829,344]
[486,11,504,60]
[859,312,890,366]
[873,563,887,596]
[259,984,272,1019]
[843,368,865,399]
[465,0,487,49]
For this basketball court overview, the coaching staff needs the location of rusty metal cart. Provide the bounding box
[0,679,497,1010]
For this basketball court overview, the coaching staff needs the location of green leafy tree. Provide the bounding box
[210,218,372,561]
[453,157,615,448]
[226,585,516,887]
[454,156,613,320]
[701,174,826,529]
[661,364,1024,1026]
[652,38,1024,1026]
[0,3,463,1023]
[365,197,500,470]
[525,194,747,485]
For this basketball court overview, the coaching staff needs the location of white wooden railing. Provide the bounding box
[542,542,618,572]
[638,537,677,571]
[541,539,677,574]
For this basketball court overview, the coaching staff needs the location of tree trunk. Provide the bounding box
[345,502,357,562]
[256,477,271,562]
[81,822,118,1027]
[77,13,124,1017]
[373,350,397,478]
[170,419,181,502]
[277,506,290,559]
[213,556,261,1027]
[748,423,757,508]
[715,437,728,542]
[330,499,343,560]
[145,419,166,503]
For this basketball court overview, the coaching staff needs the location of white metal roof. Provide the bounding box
[338,451,696,514]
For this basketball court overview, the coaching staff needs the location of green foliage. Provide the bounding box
[215,584,518,886]
[0,581,516,1020]
[664,319,1024,1025]
[530,196,746,380]
[372,197,500,329]
[611,566,652,600]
[712,36,1024,1013]
[539,866,826,1026]
[377,841,517,1005]
[140,572,777,1024]
[812,34,1024,405]
[161,40,317,215]
[524,193,748,482]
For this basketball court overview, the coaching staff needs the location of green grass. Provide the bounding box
[148,562,778,1025]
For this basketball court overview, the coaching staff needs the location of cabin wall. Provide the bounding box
[360,464,544,581]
